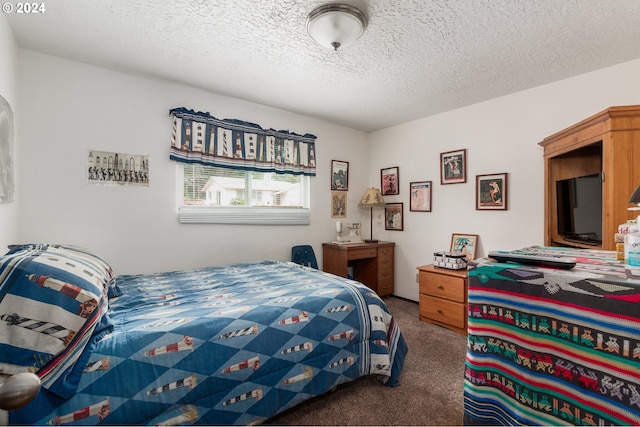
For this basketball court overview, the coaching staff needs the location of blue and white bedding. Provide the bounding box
[2,244,407,425]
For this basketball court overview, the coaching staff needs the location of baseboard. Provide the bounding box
[388,294,418,305]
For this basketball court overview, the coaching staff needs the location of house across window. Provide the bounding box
[178,164,310,225]
[183,164,304,207]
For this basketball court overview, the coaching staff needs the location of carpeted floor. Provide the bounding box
[268,296,468,425]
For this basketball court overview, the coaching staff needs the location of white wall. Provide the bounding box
[0,14,19,250]
[16,50,370,275]
[368,58,640,300]
[13,47,640,301]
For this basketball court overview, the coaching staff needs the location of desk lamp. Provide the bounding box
[358,187,386,243]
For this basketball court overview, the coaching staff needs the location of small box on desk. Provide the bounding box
[433,251,467,270]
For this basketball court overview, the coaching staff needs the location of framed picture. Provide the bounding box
[331,191,347,218]
[384,202,404,231]
[450,233,478,262]
[0,94,15,203]
[440,149,467,185]
[331,160,349,191]
[381,166,400,195]
[88,150,150,187]
[476,172,508,210]
[409,181,432,212]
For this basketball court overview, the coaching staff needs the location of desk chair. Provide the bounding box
[291,245,318,269]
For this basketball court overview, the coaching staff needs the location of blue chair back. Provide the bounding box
[291,245,318,269]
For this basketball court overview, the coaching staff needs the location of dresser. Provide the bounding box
[417,264,468,334]
[322,241,394,296]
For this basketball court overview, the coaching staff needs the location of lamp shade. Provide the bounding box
[630,184,640,204]
[358,187,386,207]
[306,3,368,51]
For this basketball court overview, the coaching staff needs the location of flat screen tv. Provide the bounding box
[556,173,602,245]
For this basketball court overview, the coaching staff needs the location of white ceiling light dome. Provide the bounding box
[306,3,368,51]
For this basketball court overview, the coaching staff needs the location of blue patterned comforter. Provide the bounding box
[6,251,407,425]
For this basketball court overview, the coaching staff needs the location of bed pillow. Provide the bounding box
[7,243,122,298]
[0,244,114,398]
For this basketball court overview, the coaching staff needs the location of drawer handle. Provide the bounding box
[437,285,444,290]
[382,284,391,289]
[437,309,443,314]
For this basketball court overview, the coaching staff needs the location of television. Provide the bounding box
[556,173,602,245]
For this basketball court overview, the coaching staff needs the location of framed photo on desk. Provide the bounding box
[450,233,478,261]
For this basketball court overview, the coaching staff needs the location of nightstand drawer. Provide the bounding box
[419,271,465,302]
[419,294,466,329]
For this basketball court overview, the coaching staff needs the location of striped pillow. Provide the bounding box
[0,244,114,398]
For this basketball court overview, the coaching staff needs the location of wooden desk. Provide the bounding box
[322,241,395,296]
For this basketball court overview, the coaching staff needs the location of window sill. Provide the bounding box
[178,206,310,225]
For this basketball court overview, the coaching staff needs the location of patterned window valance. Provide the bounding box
[170,108,317,176]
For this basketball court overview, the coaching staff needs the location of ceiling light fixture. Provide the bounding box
[306,3,368,51]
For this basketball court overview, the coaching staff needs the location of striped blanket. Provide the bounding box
[464,246,640,425]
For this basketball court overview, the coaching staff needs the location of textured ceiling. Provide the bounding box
[6,0,640,132]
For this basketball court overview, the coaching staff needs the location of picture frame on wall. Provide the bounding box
[384,202,404,231]
[381,166,400,195]
[450,233,478,261]
[88,149,150,187]
[331,191,347,218]
[440,149,467,185]
[476,172,508,210]
[409,181,432,212]
[331,160,349,191]
[0,94,15,203]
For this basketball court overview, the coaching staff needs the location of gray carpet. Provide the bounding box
[268,296,468,425]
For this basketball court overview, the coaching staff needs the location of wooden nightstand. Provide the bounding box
[417,264,468,335]
[323,242,394,296]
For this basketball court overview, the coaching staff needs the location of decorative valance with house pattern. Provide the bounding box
[169,108,317,176]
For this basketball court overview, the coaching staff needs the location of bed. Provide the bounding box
[464,245,640,426]
[0,244,407,425]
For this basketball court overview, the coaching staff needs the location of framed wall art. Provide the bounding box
[384,202,404,231]
[331,160,349,191]
[88,150,150,186]
[450,233,478,261]
[440,149,467,185]
[0,94,15,203]
[409,181,432,212]
[381,166,399,195]
[331,191,347,218]
[476,172,508,210]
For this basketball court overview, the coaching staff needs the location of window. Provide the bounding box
[178,164,310,224]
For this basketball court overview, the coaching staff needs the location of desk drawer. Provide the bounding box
[378,252,393,265]
[419,271,465,302]
[377,278,394,296]
[346,247,377,260]
[378,266,393,282]
[419,294,465,329]
[378,246,394,257]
